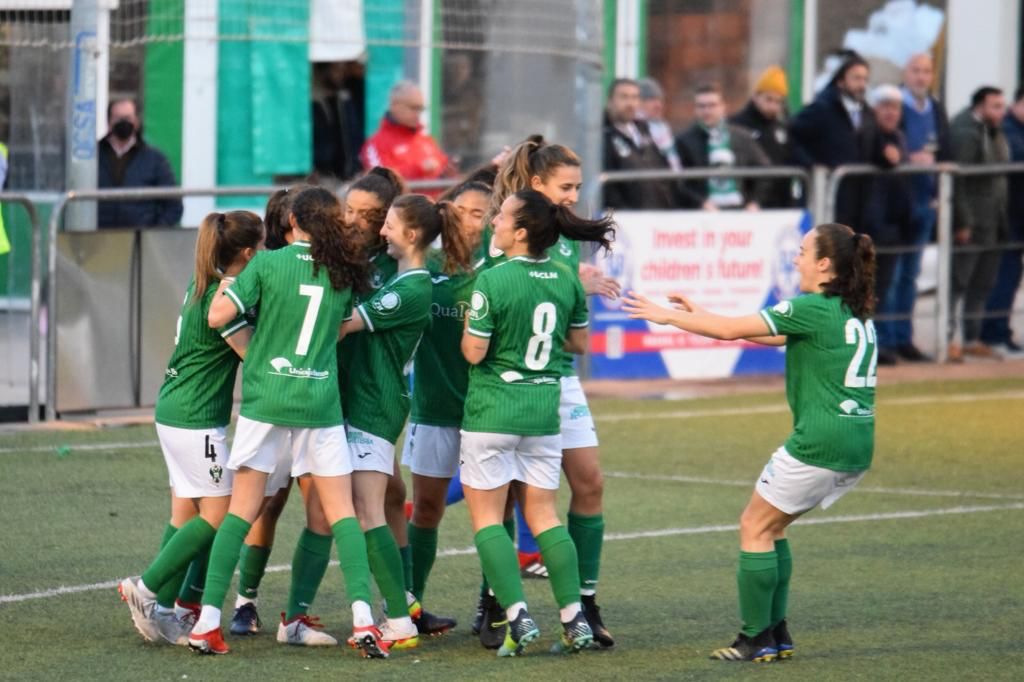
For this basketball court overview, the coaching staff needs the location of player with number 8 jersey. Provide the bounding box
[622,223,878,663]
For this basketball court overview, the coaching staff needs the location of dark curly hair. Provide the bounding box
[291,187,371,293]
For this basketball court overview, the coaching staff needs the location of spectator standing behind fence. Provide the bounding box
[675,83,768,211]
[729,66,797,208]
[884,53,950,362]
[789,52,881,231]
[312,61,365,183]
[97,98,183,229]
[948,86,1009,362]
[360,81,451,182]
[603,78,694,210]
[980,87,1024,356]
[862,85,913,366]
[637,77,683,172]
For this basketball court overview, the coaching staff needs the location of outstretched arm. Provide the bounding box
[621,291,778,342]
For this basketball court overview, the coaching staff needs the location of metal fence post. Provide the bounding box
[935,171,953,364]
[811,165,828,222]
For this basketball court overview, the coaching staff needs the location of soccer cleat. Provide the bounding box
[174,599,201,628]
[497,608,540,657]
[773,620,794,659]
[154,610,192,646]
[409,601,456,637]
[276,613,338,646]
[709,629,778,662]
[117,578,161,643]
[229,602,262,635]
[581,594,615,648]
[188,626,230,655]
[479,593,507,650]
[550,611,594,654]
[348,625,390,659]
[379,617,419,650]
[518,552,549,580]
[471,588,488,635]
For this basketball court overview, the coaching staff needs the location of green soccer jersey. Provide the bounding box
[223,241,354,428]
[155,280,248,429]
[409,251,488,427]
[339,268,433,443]
[463,256,589,436]
[481,225,583,378]
[760,293,876,472]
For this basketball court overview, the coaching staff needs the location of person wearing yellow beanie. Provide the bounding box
[755,66,789,98]
[729,66,795,207]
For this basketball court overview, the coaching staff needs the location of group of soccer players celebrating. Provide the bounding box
[118,133,879,664]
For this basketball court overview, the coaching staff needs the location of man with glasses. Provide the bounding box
[361,81,451,182]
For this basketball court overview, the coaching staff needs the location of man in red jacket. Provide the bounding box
[360,81,451,181]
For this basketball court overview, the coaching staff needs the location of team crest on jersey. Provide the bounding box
[209,465,224,484]
[772,300,793,317]
[470,291,489,320]
[372,291,402,315]
[559,240,572,257]
[371,271,386,289]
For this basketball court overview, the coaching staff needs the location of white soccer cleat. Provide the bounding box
[276,613,339,646]
[378,616,419,650]
[117,578,161,643]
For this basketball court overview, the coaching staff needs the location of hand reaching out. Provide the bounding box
[667,292,705,314]
[621,291,675,325]
[578,263,622,300]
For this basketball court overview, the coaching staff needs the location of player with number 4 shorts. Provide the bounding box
[623,223,877,663]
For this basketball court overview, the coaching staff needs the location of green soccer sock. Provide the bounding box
[772,539,793,626]
[178,545,210,605]
[568,512,604,594]
[409,524,438,602]
[286,528,333,621]
[331,517,372,605]
[201,514,252,609]
[478,517,516,595]
[536,525,583,609]
[365,525,409,618]
[154,524,181,608]
[737,550,779,638]
[143,517,217,604]
[237,543,272,600]
[399,543,414,594]
[474,524,524,609]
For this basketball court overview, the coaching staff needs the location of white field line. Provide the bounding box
[5,389,1022,456]
[603,471,1024,502]
[2,501,1022,606]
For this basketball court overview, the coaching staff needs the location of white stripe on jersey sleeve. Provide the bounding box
[357,304,375,332]
[569,321,590,328]
[220,319,248,338]
[466,327,492,338]
[759,309,779,336]
[223,287,246,316]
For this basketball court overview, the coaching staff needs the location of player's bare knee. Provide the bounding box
[412,497,445,528]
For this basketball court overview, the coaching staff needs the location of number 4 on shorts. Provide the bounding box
[204,435,217,462]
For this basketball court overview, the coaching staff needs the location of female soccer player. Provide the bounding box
[485,136,620,646]
[400,181,490,612]
[621,223,877,662]
[338,193,470,649]
[461,189,615,657]
[185,186,387,658]
[118,210,263,645]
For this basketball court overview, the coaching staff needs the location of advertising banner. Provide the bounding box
[590,209,812,379]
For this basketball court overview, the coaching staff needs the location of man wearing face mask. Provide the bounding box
[97,98,183,229]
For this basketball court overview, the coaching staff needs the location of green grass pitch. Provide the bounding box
[1,377,1022,681]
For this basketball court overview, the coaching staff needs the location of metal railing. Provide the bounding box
[0,193,42,423]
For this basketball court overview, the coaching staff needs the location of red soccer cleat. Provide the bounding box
[188,626,230,655]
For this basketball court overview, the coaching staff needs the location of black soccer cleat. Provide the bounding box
[710,628,778,662]
[229,602,262,636]
[478,593,507,650]
[497,608,540,657]
[471,588,487,635]
[413,607,456,637]
[550,610,594,654]
[581,594,614,648]
[773,619,794,659]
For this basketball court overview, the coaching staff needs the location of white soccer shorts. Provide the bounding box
[347,424,397,475]
[559,376,599,450]
[755,447,866,515]
[459,430,563,491]
[400,423,460,478]
[230,416,351,492]
[156,423,234,498]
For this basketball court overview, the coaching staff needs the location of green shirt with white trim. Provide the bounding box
[224,241,354,428]
[339,268,433,443]
[155,279,248,429]
[463,256,588,436]
[760,293,876,472]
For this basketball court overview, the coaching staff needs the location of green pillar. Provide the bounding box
[787,0,805,113]
[365,0,407,139]
[142,0,184,182]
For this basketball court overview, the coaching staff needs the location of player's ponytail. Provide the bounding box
[391,194,472,274]
[815,223,876,320]
[263,184,310,250]
[491,135,582,215]
[292,187,371,293]
[192,211,265,305]
[511,189,615,258]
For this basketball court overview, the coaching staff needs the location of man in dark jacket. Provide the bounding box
[675,83,768,210]
[602,78,696,210]
[729,66,796,208]
[789,52,882,230]
[97,98,183,229]
[948,86,1009,361]
[981,86,1024,354]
